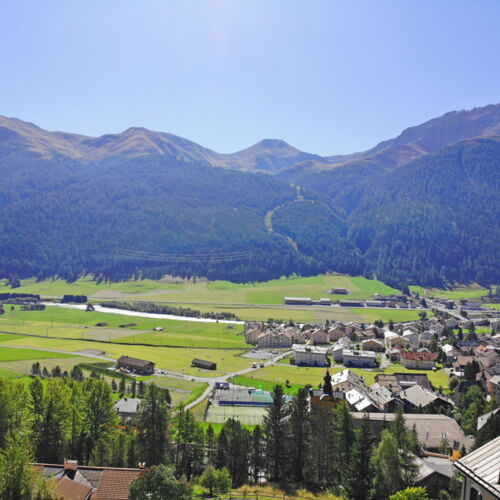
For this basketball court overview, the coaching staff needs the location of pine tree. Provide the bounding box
[251,425,264,484]
[346,414,374,500]
[289,388,311,483]
[263,385,291,481]
[137,384,169,466]
[334,400,355,490]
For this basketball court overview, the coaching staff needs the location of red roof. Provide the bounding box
[401,351,437,361]
[91,469,141,500]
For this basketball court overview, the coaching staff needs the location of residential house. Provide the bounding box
[453,436,500,500]
[311,329,329,345]
[330,369,366,393]
[32,460,142,500]
[368,383,403,412]
[384,331,410,349]
[345,388,379,412]
[487,374,500,403]
[399,385,453,413]
[257,332,292,348]
[245,328,264,345]
[328,327,345,342]
[352,413,470,451]
[115,397,140,423]
[361,339,385,352]
[442,344,458,360]
[415,455,454,499]
[400,351,437,370]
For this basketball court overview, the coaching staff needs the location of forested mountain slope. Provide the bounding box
[0,105,498,287]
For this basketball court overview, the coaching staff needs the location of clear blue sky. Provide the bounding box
[1,1,499,155]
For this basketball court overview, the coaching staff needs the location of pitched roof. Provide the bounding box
[399,385,451,408]
[401,351,437,361]
[115,398,139,414]
[53,476,92,500]
[117,356,153,368]
[92,469,142,500]
[453,436,500,496]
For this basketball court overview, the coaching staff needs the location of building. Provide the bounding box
[115,397,140,422]
[487,374,500,403]
[293,345,328,367]
[330,369,366,392]
[361,339,385,352]
[245,328,263,345]
[368,384,403,412]
[345,388,379,412]
[192,358,217,370]
[32,460,141,500]
[399,385,453,413]
[257,332,292,348]
[400,351,438,370]
[329,287,349,294]
[352,413,470,451]
[117,355,155,375]
[384,331,410,348]
[284,297,313,305]
[328,327,345,342]
[374,373,432,392]
[339,300,364,307]
[311,329,329,345]
[343,349,377,368]
[415,455,454,499]
[453,436,500,500]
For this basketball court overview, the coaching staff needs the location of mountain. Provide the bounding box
[0,103,498,287]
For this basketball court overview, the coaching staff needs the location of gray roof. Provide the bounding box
[477,408,500,431]
[454,436,500,496]
[399,385,451,408]
[115,398,139,414]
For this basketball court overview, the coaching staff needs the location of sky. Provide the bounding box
[0,1,499,156]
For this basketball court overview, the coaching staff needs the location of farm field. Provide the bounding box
[5,274,401,305]
[0,332,251,377]
[409,283,491,300]
[0,305,245,348]
[355,308,432,323]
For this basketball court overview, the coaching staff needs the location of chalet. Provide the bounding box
[115,397,140,422]
[117,355,155,375]
[415,455,454,499]
[192,358,217,370]
[331,369,366,392]
[399,385,453,413]
[31,460,142,500]
[384,331,410,349]
[453,436,500,500]
[345,388,379,412]
[400,351,437,370]
[368,384,403,412]
[361,339,385,352]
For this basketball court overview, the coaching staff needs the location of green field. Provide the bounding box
[0,305,245,348]
[409,283,492,300]
[0,346,77,362]
[233,363,450,391]
[355,308,432,323]
[5,274,400,305]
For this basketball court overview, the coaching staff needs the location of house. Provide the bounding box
[311,329,329,345]
[284,297,312,305]
[361,339,385,352]
[245,328,263,345]
[117,356,155,375]
[399,385,453,413]
[487,374,500,403]
[330,369,366,392]
[293,345,328,367]
[400,351,437,370]
[330,343,345,363]
[343,349,377,368]
[32,460,142,500]
[384,331,410,348]
[352,413,470,451]
[345,388,379,412]
[477,408,500,431]
[328,327,345,342]
[192,358,217,370]
[374,373,432,392]
[368,384,403,412]
[442,344,458,360]
[453,436,500,500]
[415,455,454,499]
[115,397,140,422]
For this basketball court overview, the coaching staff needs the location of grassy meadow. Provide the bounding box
[409,283,492,300]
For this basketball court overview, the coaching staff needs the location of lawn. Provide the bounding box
[355,308,433,323]
[236,362,450,391]
[0,346,78,362]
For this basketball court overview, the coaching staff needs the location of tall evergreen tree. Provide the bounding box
[289,388,311,483]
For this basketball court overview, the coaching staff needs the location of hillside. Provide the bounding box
[0,104,498,287]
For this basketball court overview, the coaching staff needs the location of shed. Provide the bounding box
[192,358,217,370]
[117,356,155,375]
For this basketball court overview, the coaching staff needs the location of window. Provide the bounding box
[469,486,482,500]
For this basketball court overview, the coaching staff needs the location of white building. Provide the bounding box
[293,344,328,367]
[343,349,377,368]
[257,332,292,348]
[330,369,366,392]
